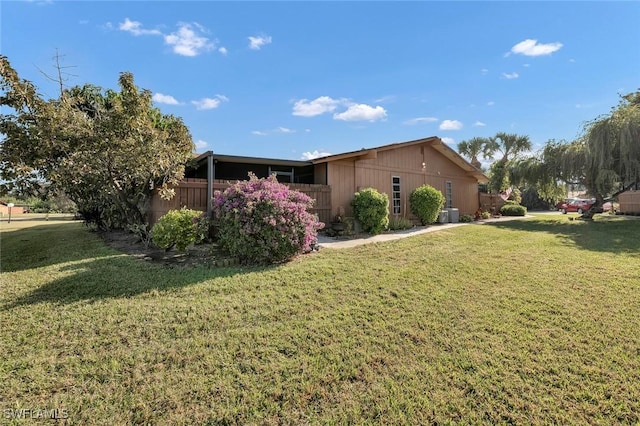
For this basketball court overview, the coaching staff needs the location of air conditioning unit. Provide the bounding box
[447,208,460,223]
[438,210,449,223]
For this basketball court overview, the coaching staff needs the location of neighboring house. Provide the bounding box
[0,201,26,216]
[149,136,488,224]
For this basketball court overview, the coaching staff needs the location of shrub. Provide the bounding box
[409,184,446,225]
[352,188,389,235]
[213,173,323,265]
[388,216,413,231]
[481,211,491,219]
[459,214,474,223]
[500,204,527,216]
[152,208,209,251]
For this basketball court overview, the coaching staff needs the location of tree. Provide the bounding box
[457,137,492,170]
[0,55,194,230]
[506,90,640,218]
[486,132,532,193]
[582,90,640,208]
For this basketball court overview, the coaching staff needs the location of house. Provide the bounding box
[149,136,488,225]
[0,201,26,216]
[310,136,487,219]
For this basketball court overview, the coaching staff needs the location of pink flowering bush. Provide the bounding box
[213,173,324,265]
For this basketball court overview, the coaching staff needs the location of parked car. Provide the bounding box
[559,199,593,214]
[558,199,613,214]
[556,198,578,210]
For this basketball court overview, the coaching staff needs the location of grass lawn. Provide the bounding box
[1,214,639,424]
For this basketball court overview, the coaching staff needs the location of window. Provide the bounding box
[268,167,294,183]
[392,176,401,215]
[445,181,453,208]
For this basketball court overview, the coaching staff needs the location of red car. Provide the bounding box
[559,199,612,214]
[559,199,593,214]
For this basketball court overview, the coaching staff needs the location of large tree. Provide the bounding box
[0,55,194,230]
[457,132,532,193]
[508,90,640,218]
[457,136,492,170]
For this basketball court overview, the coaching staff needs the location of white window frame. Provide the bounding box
[392,176,401,215]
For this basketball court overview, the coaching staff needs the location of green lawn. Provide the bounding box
[1,215,639,424]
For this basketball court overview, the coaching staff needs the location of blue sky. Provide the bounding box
[3,1,639,162]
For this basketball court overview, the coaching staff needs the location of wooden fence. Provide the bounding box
[478,192,506,214]
[148,178,333,225]
[619,190,640,214]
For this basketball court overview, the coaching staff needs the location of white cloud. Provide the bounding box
[502,72,519,79]
[481,68,489,75]
[569,58,576,63]
[333,104,387,122]
[439,120,463,130]
[218,47,228,55]
[152,93,181,105]
[301,150,332,160]
[165,23,214,56]
[192,95,228,110]
[403,117,438,125]
[195,139,208,149]
[305,129,311,133]
[119,18,162,36]
[508,39,563,57]
[523,63,530,67]
[473,121,486,127]
[248,35,272,50]
[441,137,455,145]
[487,101,495,106]
[292,96,343,117]
[252,127,296,136]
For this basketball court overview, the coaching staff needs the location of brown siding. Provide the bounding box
[326,142,480,220]
[619,190,640,214]
[314,163,327,185]
[149,178,332,225]
[327,161,356,217]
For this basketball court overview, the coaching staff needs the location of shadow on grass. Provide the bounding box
[1,222,115,273]
[3,220,273,309]
[3,254,267,310]
[488,216,640,254]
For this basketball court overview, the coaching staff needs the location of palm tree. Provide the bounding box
[487,132,532,163]
[457,137,492,169]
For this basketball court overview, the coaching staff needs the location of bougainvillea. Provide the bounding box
[213,173,324,264]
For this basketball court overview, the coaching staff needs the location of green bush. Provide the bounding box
[388,216,413,230]
[409,184,446,225]
[352,188,389,235]
[481,211,491,219]
[152,208,209,251]
[500,204,527,216]
[459,214,474,223]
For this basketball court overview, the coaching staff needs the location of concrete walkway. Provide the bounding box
[317,215,533,249]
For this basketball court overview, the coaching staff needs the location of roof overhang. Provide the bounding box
[429,138,489,183]
[192,151,312,168]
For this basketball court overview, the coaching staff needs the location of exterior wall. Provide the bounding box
[0,204,26,215]
[619,190,640,214]
[326,142,480,220]
[149,179,332,225]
